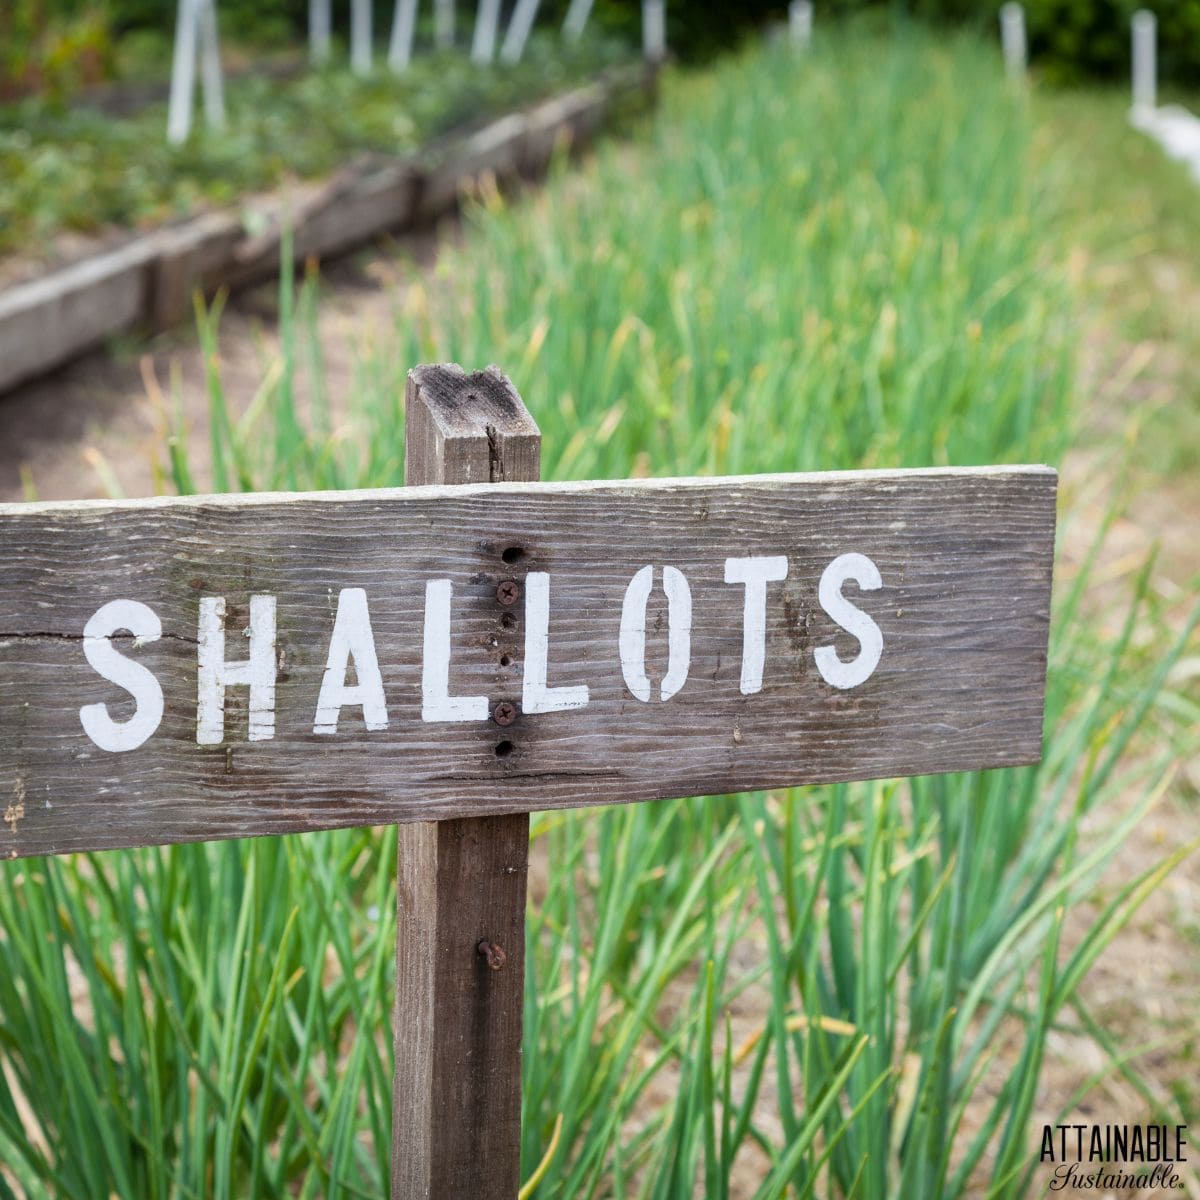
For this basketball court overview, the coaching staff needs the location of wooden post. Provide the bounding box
[500,0,540,64]
[562,0,593,42]
[435,0,456,49]
[167,0,199,145]
[1132,9,1157,115]
[167,0,225,145]
[642,0,665,63]
[789,0,813,51]
[471,0,502,64]
[310,0,332,63]
[389,0,418,72]
[352,0,373,74]
[197,0,225,131]
[999,2,1027,82]
[391,365,539,1199]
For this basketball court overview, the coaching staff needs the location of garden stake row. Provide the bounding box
[0,364,1058,1198]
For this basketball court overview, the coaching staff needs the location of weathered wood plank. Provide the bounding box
[0,69,662,394]
[424,814,527,1198]
[295,162,420,263]
[225,161,421,289]
[418,114,528,219]
[394,814,528,1199]
[0,239,157,393]
[521,84,607,173]
[147,211,245,330]
[393,363,532,1200]
[0,430,1056,859]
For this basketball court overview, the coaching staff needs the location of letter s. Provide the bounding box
[814,553,883,690]
[79,600,164,752]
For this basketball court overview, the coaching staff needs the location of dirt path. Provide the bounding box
[1017,190,1200,1184]
[0,226,443,504]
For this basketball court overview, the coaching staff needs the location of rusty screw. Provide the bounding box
[493,701,517,727]
[495,579,520,606]
[477,940,507,971]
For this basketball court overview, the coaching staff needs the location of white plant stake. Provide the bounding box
[167,0,225,145]
[167,0,199,144]
[643,0,666,62]
[471,0,501,63]
[389,0,419,71]
[999,2,1026,80]
[562,0,594,42]
[352,0,372,73]
[1127,7,1200,180]
[1132,9,1157,115]
[435,0,455,48]
[789,1,813,50]
[309,0,331,62]
[197,0,225,128]
[500,0,540,64]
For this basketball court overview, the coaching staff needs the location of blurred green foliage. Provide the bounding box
[5,0,1200,100]
[1016,0,1200,84]
[649,0,1200,82]
[0,2,115,101]
[0,34,627,257]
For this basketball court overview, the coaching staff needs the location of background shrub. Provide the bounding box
[5,0,1200,99]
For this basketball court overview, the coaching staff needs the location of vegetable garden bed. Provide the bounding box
[0,49,654,394]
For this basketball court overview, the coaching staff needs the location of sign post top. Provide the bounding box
[404,363,540,487]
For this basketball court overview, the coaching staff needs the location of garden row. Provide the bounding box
[1,25,1194,1200]
[0,60,654,396]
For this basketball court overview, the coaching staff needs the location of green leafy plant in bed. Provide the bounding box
[0,32,628,261]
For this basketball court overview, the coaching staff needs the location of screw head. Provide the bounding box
[493,701,517,727]
[496,580,520,606]
[477,940,507,970]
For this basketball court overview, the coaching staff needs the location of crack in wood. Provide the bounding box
[485,423,503,483]
[430,769,623,784]
[0,630,199,645]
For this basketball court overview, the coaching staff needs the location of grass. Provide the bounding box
[1,23,1198,1200]
[0,32,628,262]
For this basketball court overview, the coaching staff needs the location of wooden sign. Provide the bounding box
[0,456,1054,861]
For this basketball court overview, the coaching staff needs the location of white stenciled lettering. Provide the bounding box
[724,555,788,695]
[79,600,164,753]
[619,565,692,703]
[421,579,488,722]
[197,595,277,744]
[814,553,883,689]
[522,572,588,714]
[313,588,389,734]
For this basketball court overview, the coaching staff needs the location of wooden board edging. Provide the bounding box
[0,63,658,395]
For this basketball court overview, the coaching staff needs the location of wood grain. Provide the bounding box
[393,364,532,1200]
[0,418,1056,859]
